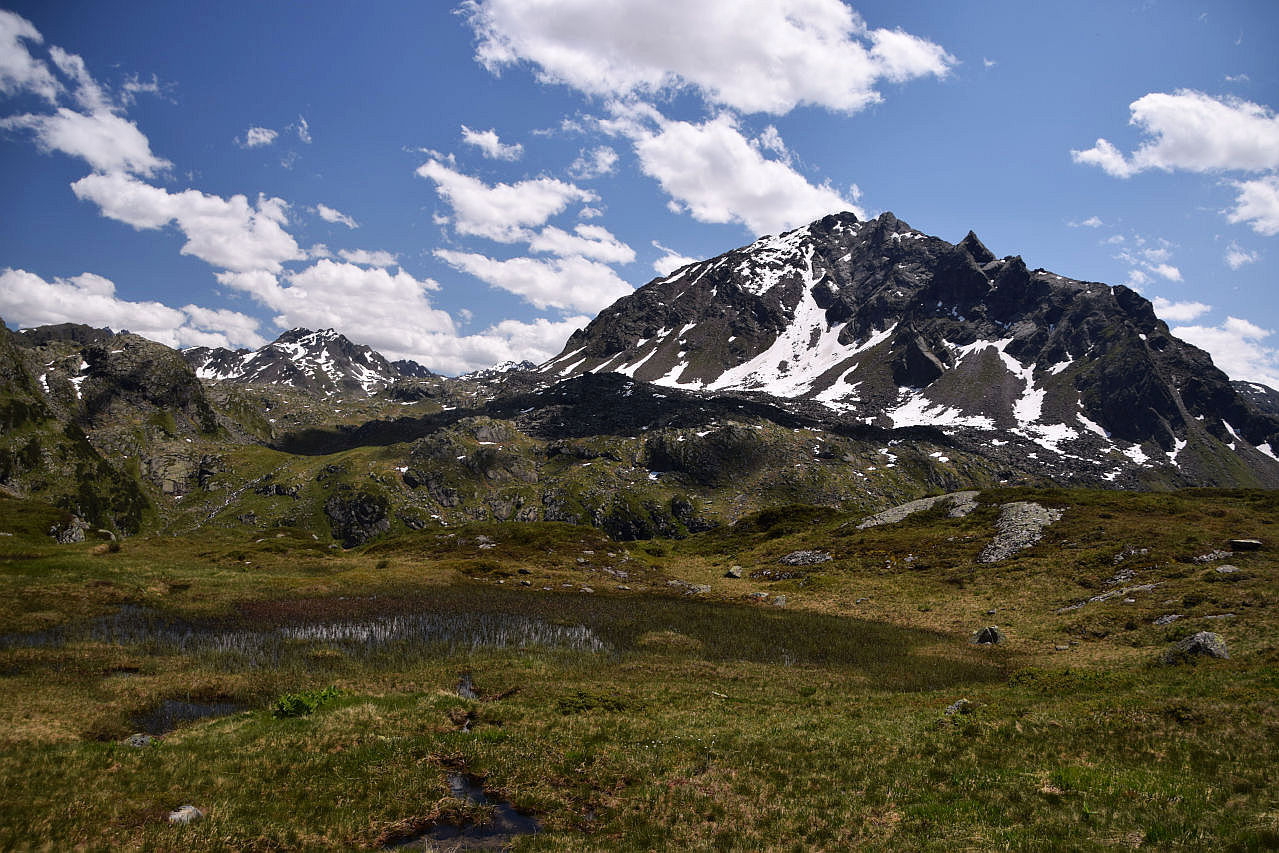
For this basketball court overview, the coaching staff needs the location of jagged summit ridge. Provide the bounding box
[184,327,405,395]
[540,210,1279,484]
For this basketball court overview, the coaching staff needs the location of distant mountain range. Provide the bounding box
[183,327,428,395]
[3,209,1277,542]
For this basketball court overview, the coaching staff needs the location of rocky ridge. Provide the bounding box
[184,327,412,396]
[541,211,1279,487]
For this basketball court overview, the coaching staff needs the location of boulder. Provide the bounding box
[971,626,1006,645]
[168,805,204,825]
[1163,631,1229,664]
[1228,539,1263,551]
[724,565,744,578]
[49,516,90,543]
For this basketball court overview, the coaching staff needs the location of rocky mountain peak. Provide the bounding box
[183,327,400,395]
[538,211,1279,487]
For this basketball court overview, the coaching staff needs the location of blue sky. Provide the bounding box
[1,1,1277,381]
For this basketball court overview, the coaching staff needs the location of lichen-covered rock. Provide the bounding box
[1162,631,1229,664]
[979,502,1063,562]
[778,550,832,566]
[324,489,390,547]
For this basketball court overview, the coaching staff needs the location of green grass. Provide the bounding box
[0,488,1275,849]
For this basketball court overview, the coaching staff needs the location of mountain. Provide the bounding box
[1234,380,1279,418]
[184,327,402,395]
[459,359,539,382]
[393,359,435,379]
[541,211,1279,487]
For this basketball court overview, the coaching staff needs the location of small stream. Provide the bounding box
[389,773,541,851]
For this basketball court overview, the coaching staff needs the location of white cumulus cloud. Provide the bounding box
[1072,90,1279,177]
[338,248,398,267]
[416,157,597,242]
[1152,296,1210,323]
[434,249,632,313]
[0,10,60,102]
[71,171,305,273]
[629,113,860,235]
[1,107,170,176]
[652,241,698,276]
[0,267,266,349]
[239,126,278,148]
[460,124,524,160]
[1173,316,1279,389]
[1225,241,1259,269]
[462,0,953,115]
[315,203,358,229]
[569,145,618,179]
[526,223,635,264]
[1227,176,1279,236]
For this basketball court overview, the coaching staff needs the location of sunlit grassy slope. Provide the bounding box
[0,488,1275,850]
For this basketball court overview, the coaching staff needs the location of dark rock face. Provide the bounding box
[324,489,390,547]
[394,359,435,379]
[537,211,1279,487]
[18,323,113,348]
[1162,631,1229,664]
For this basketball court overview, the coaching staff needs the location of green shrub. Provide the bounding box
[272,685,342,718]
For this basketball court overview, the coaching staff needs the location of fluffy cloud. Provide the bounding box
[0,10,59,102]
[526,223,635,264]
[630,113,860,235]
[239,126,278,148]
[315,203,358,229]
[1068,215,1104,228]
[569,145,618,179]
[1072,90,1279,177]
[417,157,597,242]
[1227,176,1279,236]
[1,107,170,176]
[338,248,398,267]
[0,267,265,349]
[1173,316,1279,389]
[460,124,523,160]
[652,241,698,276]
[1225,241,1259,270]
[434,249,631,313]
[216,260,586,374]
[218,260,451,343]
[71,171,304,273]
[462,0,953,115]
[1151,296,1210,323]
[1118,242,1182,286]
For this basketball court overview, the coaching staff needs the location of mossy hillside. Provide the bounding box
[152,413,1018,546]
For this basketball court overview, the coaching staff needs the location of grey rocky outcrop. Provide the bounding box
[1163,631,1229,664]
[778,550,832,566]
[857,491,979,529]
[978,502,1063,562]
